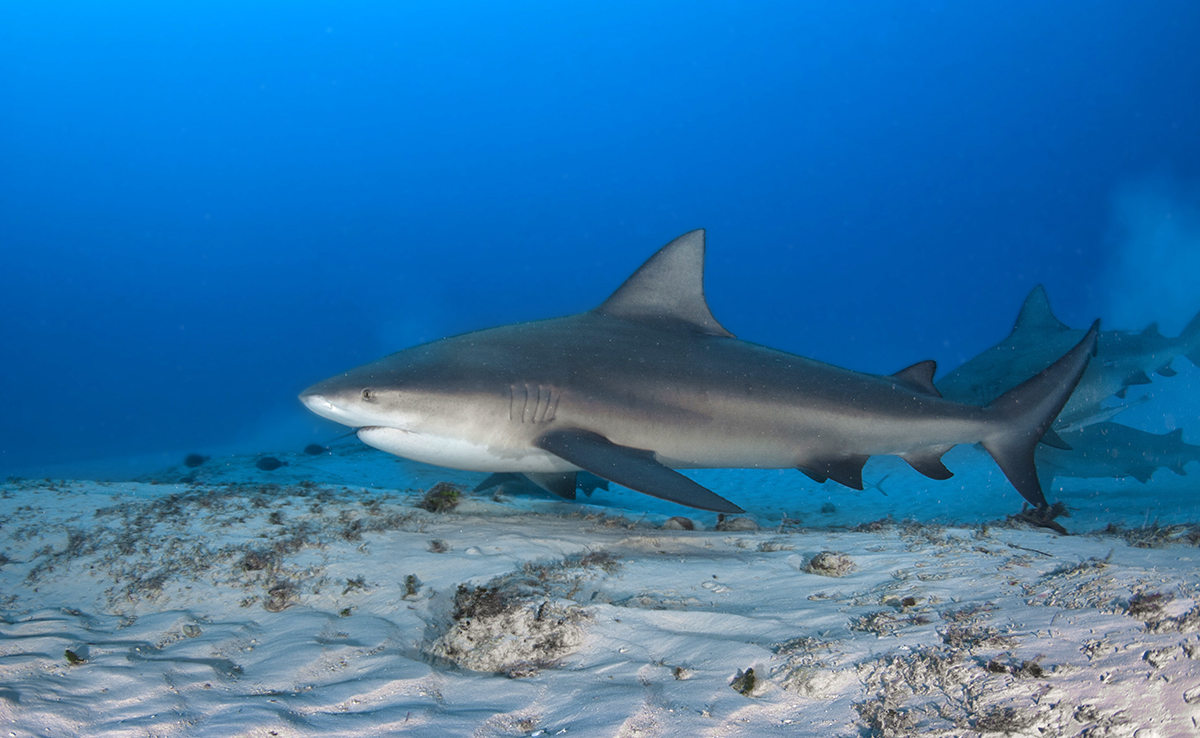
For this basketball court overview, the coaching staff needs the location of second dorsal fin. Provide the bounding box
[594,229,734,337]
[890,360,942,397]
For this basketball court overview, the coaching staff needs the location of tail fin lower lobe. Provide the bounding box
[981,321,1099,507]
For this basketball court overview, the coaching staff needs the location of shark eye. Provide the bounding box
[361,388,375,402]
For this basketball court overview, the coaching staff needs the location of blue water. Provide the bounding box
[4,1,1200,488]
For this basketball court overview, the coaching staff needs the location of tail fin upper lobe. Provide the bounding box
[982,321,1100,507]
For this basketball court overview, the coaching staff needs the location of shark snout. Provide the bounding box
[299,387,355,425]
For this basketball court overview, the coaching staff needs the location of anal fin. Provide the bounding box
[535,429,743,513]
[801,455,869,490]
[900,445,954,480]
[798,468,828,484]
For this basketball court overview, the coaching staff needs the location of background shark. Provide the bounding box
[937,285,1200,429]
[301,231,1097,514]
[1038,421,1200,487]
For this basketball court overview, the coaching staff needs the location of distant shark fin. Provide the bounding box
[1053,395,1149,434]
[474,472,518,492]
[576,472,610,497]
[1182,308,1200,368]
[474,471,581,500]
[594,229,735,338]
[473,471,578,499]
[982,321,1099,508]
[1130,467,1155,483]
[1141,322,1162,338]
[1156,364,1177,377]
[535,428,744,513]
[1011,285,1071,335]
[1122,369,1153,386]
[1040,428,1071,450]
[525,472,578,500]
[890,360,942,397]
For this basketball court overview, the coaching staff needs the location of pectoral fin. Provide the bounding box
[535,429,744,513]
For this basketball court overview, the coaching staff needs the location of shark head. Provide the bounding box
[299,357,427,430]
[298,333,576,472]
[298,228,728,477]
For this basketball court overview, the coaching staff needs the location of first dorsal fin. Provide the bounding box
[1012,285,1071,335]
[890,360,941,397]
[594,229,734,337]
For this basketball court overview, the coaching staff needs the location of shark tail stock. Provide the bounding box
[981,320,1100,508]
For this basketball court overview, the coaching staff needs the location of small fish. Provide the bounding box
[183,453,209,468]
[255,456,287,471]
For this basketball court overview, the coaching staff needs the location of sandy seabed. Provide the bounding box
[1,448,1199,737]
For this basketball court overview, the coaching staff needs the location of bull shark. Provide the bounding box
[938,285,1200,429]
[1038,421,1200,487]
[300,230,1097,514]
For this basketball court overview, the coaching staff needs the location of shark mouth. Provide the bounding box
[357,425,416,435]
[298,393,355,425]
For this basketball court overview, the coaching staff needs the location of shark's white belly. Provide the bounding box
[356,426,579,473]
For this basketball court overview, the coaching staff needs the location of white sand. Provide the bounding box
[1,450,1199,737]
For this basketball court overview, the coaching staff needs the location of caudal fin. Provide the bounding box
[981,321,1099,507]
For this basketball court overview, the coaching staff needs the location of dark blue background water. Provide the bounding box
[4,1,1200,476]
